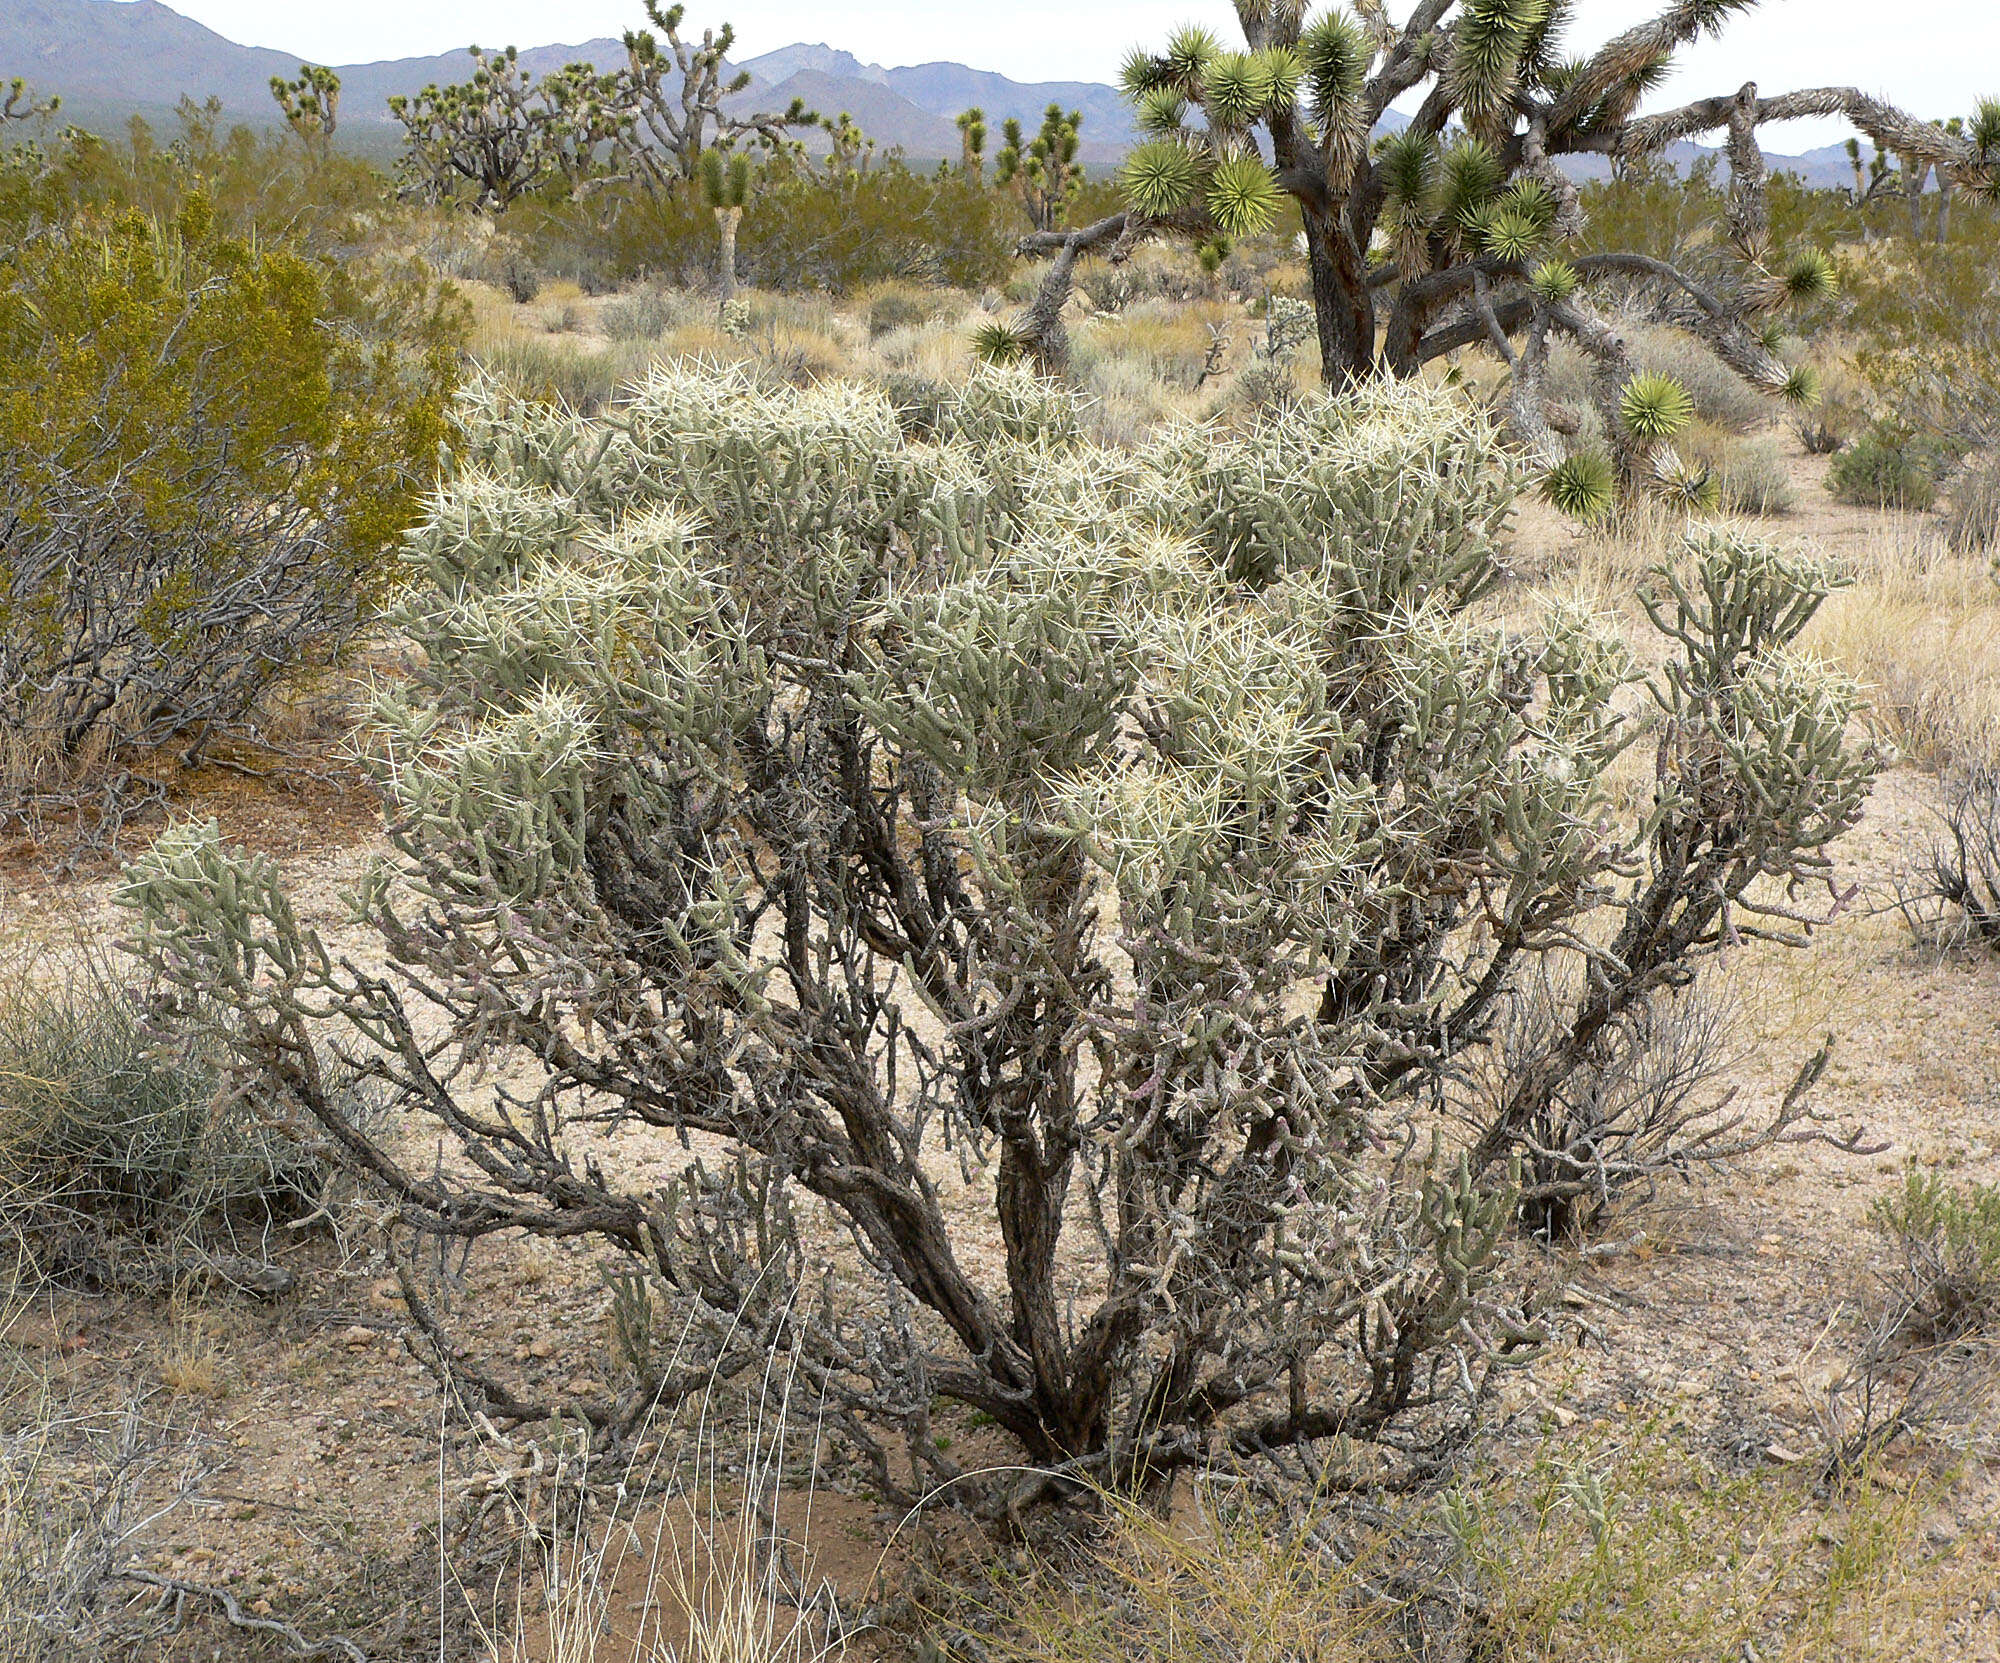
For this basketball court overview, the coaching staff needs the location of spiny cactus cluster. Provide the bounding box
[1012,0,1999,515]
[125,365,1875,1503]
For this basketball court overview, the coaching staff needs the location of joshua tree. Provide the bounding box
[957,106,989,183]
[819,110,876,174]
[389,47,621,209]
[1,78,59,123]
[1933,116,1965,243]
[389,11,815,209]
[699,145,751,301]
[125,368,1876,1506]
[613,3,818,193]
[1901,151,1932,241]
[1010,0,2000,512]
[997,104,1083,232]
[268,63,340,165]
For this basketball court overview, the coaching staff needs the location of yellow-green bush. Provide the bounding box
[0,155,462,811]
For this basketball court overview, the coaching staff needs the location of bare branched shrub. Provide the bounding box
[1893,767,2000,948]
[1465,970,1799,1240]
[122,367,1875,1508]
[1814,1165,2000,1477]
[1944,451,2000,553]
[0,1396,210,1661]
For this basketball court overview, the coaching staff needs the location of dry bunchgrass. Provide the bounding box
[1443,1423,1996,1662]
[1805,531,2000,773]
[960,1484,1383,1663]
[962,1423,1995,1663]
[464,1295,855,1663]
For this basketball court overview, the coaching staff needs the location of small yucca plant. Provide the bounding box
[1620,371,1696,440]
[1541,450,1618,521]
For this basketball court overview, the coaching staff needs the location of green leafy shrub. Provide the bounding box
[1827,423,1948,509]
[523,163,1013,296]
[1872,1163,2000,1341]
[0,166,462,823]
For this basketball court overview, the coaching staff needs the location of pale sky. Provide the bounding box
[164,0,1993,142]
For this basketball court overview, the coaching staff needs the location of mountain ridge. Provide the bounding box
[1,0,1857,183]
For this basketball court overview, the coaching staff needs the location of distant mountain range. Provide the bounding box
[2,0,1863,183]
[0,0,1140,162]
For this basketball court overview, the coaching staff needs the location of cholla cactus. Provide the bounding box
[122,367,1876,1504]
[1017,2,1998,509]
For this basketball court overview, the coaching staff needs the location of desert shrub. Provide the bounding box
[1227,359,1306,427]
[963,1484,1382,1660]
[1467,971,1765,1240]
[1872,1164,2000,1341]
[1943,451,2000,552]
[485,239,543,304]
[0,953,337,1281]
[1682,427,1797,516]
[1828,423,1947,509]
[1792,357,1870,456]
[598,284,683,342]
[862,280,953,339]
[1444,1425,1983,1662]
[0,1389,210,1662]
[0,181,462,826]
[874,370,956,438]
[122,368,1875,1506]
[1894,767,2000,948]
[1541,324,1777,451]
[1628,323,1779,434]
[972,1425,1985,1663]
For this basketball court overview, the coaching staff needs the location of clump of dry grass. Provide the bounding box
[463,1296,854,1663]
[1805,531,2000,772]
[962,1485,1383,1662]
[960,1421,1993,1663]
[1443,1424,1994,1662]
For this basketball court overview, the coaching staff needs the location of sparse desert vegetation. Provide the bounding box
[6,3,2000,1659]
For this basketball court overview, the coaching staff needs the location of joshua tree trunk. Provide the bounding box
[713,204,742,304]
[1903,153,1931,239]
